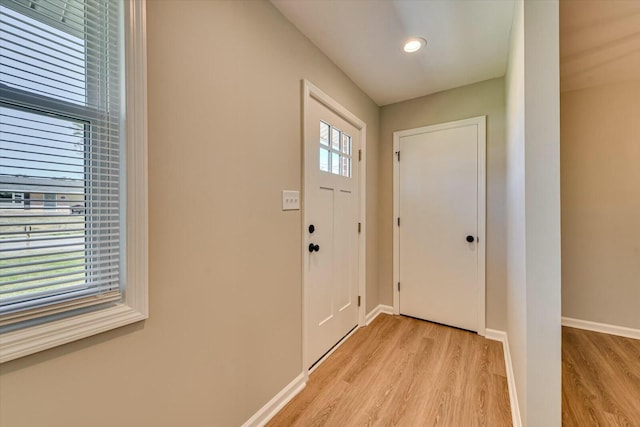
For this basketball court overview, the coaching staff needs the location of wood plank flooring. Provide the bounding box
[562,326,640,426]
[268,314,512,427]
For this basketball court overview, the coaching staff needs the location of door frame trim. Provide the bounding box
[392,116,486,336]
[301,80,367,372]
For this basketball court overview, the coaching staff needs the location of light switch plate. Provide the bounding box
[282,190,300,211]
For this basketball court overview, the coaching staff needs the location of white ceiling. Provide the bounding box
[271,0,516,106]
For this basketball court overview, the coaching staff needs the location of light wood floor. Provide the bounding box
[268,314,512,427]
[562,326,640,426]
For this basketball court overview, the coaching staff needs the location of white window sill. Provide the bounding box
[0,304,147,363]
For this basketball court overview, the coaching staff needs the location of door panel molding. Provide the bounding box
[302,80,367,373]
[392,116,486,335]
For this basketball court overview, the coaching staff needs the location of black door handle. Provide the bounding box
[466,235,475,243]
[308,243,320,253]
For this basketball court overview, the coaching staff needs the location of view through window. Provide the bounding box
[0,0,123,326]
[319,120,351,177]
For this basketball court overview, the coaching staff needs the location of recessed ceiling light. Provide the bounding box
[403,37,427,53]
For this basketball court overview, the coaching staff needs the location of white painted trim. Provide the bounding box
[242,372,306,427]
[484,328,504,342]
[392,133,400,316]
[358,126,367,328]
[365,304,394,325]
[301,80,310,379]
[392,116,487,335]
[476,118,486,335]
[0,0,148,364]
[301,80,367,373]
[124,0,149,322]
[485,329,522,427]
[562,317,640,340]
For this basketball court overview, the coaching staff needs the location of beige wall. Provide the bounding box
[561,81,640,329]
[378,77,507,330]
[0,1,379,426]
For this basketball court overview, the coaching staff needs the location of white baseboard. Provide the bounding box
[562,317,640,340]
[485,329,522,427]
[365,304,394,325]
[484,328,506,342]
[242,372,306,427]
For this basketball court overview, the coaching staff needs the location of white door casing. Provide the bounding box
[302,80,366,371]
[393,116,486,335]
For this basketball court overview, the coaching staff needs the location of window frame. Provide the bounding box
[0,0,148,363]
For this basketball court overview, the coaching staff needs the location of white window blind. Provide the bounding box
[0,0,124,327]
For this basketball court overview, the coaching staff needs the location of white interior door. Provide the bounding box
[305,95,360,368]
[395,117,485,332]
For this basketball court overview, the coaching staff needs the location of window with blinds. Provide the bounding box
[0,0,124,328]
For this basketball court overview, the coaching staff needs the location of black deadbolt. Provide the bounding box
[308,224,315,234]
[308,243,320,253]
[466,235,475,243]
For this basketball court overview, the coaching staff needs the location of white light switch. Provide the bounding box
[282,190,300,211]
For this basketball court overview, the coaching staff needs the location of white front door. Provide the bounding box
[304,93,360,368]
[394,117,485,333]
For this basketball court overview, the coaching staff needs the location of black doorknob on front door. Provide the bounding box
[309,243,320,253]
[466,235,475,243]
